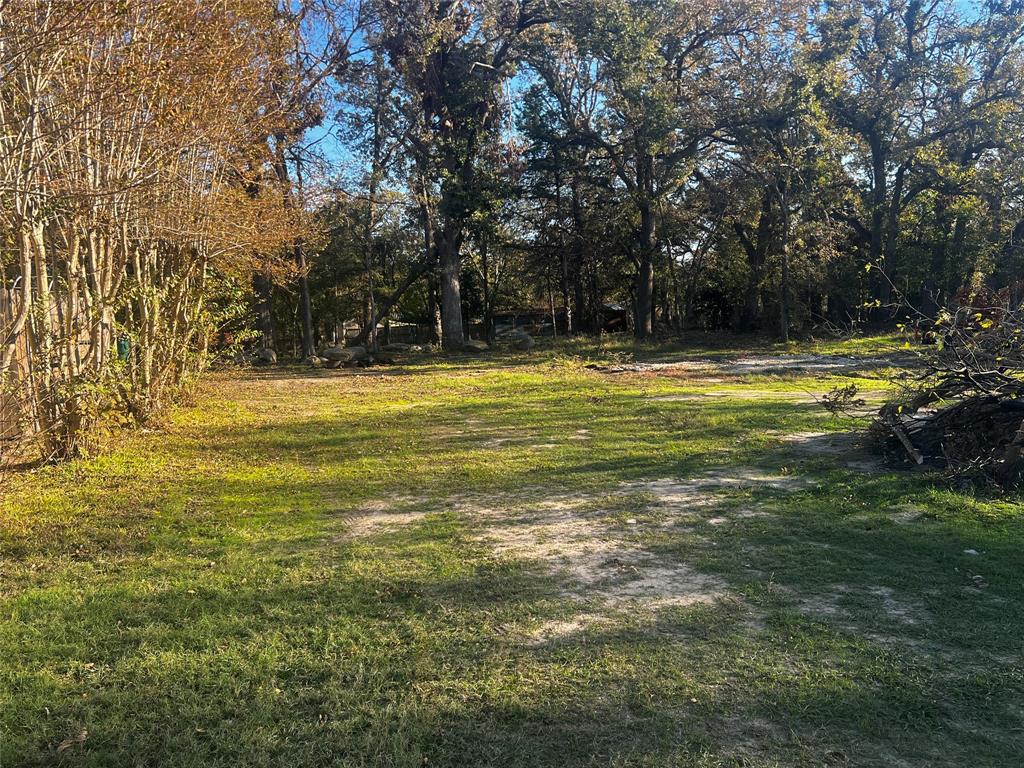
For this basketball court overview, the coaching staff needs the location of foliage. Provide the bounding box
[301,0,1024,356]
[0,0,297,462]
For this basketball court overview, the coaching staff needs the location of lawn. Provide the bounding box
[2,337,1022,767]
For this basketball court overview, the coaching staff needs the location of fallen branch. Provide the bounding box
[884,412,924,465]
[874,283,1024,489]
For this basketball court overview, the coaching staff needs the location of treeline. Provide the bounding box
[265,0,1024,352]
[0,1,303,462]
[3,0,1023,463]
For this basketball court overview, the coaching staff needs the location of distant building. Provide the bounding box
[492,307,569,336]
[491,304,628,335]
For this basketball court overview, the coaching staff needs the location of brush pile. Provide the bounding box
[875,285,1024,489]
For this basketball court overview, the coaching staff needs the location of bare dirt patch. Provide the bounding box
[588,353,899,377]
[332,460,819,646]
[616,472,810,530]
[454,468,817,644]
[525,615,610,646]
[337,497,428,538]
[783,431,854,453]
[451,486,731,638]
[780,430,885,471]
[624,469,815,497]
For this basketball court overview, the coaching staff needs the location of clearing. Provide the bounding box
[2,337,1022,767]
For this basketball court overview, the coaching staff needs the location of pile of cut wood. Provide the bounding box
[875,286,1024,489]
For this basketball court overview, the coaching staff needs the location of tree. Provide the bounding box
[0,0,294,459]
[263,1,370,358]
[374,0,552,348]
[812,0,1024,308]
[716,10,849,340]
[531,0,779,338]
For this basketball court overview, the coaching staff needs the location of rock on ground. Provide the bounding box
[253,348,276,365]
[321,346,369,363]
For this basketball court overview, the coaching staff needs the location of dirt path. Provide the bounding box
[587,352,908,376]
[344,467,818,645]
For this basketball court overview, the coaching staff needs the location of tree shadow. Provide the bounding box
[5,368,1023,767]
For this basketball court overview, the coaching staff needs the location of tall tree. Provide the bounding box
[812,0,1024,306]
[266,0,370,357]
[375,0,552,348]
[532,0,778,338]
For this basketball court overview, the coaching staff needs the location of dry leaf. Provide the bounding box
[56,728,87,753]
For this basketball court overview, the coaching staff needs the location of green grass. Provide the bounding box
[2,337,1021,766]
[500,330,910,364]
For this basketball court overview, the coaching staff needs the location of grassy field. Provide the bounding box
[2,336,1022,767]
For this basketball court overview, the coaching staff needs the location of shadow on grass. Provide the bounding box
[3,363,1023,767]
[8,498,1021,767]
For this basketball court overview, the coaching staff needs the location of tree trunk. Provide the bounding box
[560,252,573,335]
[296,246,316,358]
[666,245,684,335]
[428,273,442,345]
[778,191,791,344]
[363,206,378,351]
[363,53,386,351]
[877,161,906,308]
[252,272,276,350]
[635,198,656,339]
[438,227,464,349]
[948,215,969,291]
[553,151,573,335]
[570,174,590,333]
[547,274,557,339]
[736,190,774,331]
[481,237,493,343]
[273,136,315,357]
[352,260,431,347]
[869,133,890,305]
